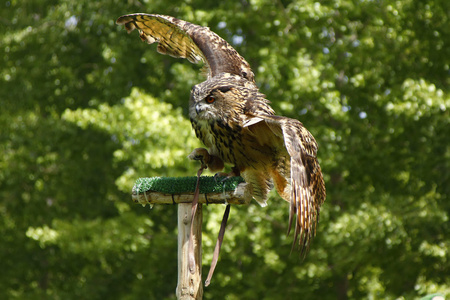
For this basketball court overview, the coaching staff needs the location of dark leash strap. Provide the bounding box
[205,204,230,287]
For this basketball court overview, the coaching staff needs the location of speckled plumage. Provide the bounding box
[117,13,326,254]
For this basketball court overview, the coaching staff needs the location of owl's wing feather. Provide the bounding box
[116,14,254,82]
[244,113,325,254]
[117,14,204,64]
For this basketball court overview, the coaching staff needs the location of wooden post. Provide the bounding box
[176,203,203,300]
[132,180,252,299]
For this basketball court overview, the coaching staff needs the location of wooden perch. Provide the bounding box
[132,182,252,206]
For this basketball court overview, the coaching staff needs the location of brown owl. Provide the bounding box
[117,14,326,254]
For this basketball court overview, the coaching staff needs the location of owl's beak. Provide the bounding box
[195,103,203,115]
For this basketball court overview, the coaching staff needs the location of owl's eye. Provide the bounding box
[205,95,215,104]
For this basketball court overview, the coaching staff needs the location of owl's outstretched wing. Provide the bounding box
[244,113,326,255]
[116,13,254,82]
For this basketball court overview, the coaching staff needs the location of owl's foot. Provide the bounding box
[188,148,210,168]
[188,148,224,172]
[213,166,241,182]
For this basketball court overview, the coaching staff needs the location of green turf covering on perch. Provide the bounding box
[133,176,245,194]
[132,176,252,206]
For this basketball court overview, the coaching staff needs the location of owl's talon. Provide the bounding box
[220,176,230,183]
[213,172,229,183]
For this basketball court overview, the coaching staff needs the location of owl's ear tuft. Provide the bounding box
[216,86,233,93]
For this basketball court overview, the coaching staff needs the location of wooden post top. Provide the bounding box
[132,176,252,206]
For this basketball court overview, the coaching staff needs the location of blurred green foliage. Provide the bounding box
[1,0,449,299]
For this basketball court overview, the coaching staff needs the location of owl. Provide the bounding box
[117,14,326,254]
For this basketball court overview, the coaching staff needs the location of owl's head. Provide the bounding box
[189,73,265,124]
